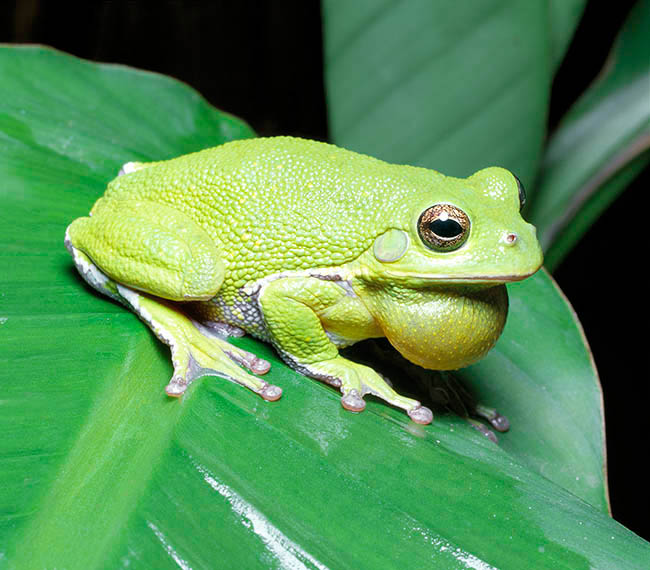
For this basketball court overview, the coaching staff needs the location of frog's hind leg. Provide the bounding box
[115,284,281,401]
[64,205,281,402]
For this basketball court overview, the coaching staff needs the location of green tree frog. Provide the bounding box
[65,137,543,425]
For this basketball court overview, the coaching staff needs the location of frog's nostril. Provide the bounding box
[503,232,518,246]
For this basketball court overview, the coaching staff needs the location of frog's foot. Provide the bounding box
[302,355,433,425]
[116,285,281,402]
[474,403,510,432]
[191,320,270,374]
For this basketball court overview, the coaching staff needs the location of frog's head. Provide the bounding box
[367,166,543,285]
[353,167,543,370]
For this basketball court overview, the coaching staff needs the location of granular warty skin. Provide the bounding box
[104,137,445,289]
[66,136,543,425]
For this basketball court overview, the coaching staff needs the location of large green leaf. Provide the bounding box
[322,0,554,188]
[528,0,650,269]
[2,45,649,568]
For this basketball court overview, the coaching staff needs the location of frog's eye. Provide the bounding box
[514,174,526,211]
[417,204,470,252]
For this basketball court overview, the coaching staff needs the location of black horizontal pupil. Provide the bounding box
[429,218,462,238]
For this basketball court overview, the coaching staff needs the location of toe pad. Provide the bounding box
[260,383,282,401]
[408,405,433,425]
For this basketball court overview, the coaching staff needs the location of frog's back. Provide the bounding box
[103,137,443,280]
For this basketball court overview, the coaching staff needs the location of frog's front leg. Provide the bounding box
[257,277,433,424]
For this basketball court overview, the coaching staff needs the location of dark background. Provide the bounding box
[3,0,648,542]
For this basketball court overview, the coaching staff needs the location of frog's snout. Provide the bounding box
[495,222,544,278]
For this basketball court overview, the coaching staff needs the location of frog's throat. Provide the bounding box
[357,284,509,370]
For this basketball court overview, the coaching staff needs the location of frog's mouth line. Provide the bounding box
[383,270,539,284]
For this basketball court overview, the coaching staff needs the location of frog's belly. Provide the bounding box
[189,288,272,341]
[360,284,509,370]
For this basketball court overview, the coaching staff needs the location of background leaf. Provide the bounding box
[528,0,650,269]
[323,0,552,188]
[2,45,648,568]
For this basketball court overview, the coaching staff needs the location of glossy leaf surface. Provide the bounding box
[1,45,649,568]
